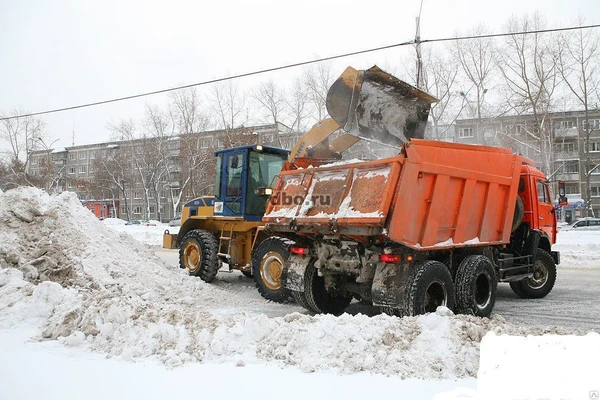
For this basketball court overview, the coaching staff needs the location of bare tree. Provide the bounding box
[92,146,134,221]
[252,79,286,125]
[557,18,600,216]
[302,62,335,122]
[286,77,309,132]
[454,25,497,121]
[169,87,211,134]
[209,80,247,129]
[497,13,559,174]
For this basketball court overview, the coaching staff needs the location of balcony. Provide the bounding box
[553,151,579,161]
[554,127,578,138]
[555,173,580,182]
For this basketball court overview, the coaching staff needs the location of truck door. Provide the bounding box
[535,179,556,243]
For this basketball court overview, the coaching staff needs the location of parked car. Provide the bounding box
[560,217,600,231]
[125,220,141,225]
[168,218,181,227]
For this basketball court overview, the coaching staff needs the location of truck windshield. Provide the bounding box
[246,151,286,215]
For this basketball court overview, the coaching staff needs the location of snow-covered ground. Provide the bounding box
[0,188,598,399]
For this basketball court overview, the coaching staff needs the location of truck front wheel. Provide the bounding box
[179,229,220,282]
[251,237,294,303]
[510,249,557,299]
[405,260,455,316]
[454,255,497,317]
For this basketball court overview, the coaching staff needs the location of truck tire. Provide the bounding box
[251,237,294,303]
[454,255,497,317]
[292,290,311,310]
[179,229,220,282]
[405,260,455,316]
[304,263,352,315]
[511,196,525,232]
[510,248,557,299]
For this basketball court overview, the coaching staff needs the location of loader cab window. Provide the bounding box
[245,151,286,215]
[223,153,245,214]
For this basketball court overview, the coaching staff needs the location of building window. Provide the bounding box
[591,186,600,197]
[459,128,473,138]
[589,142,600,152]
[554,142,576,153]
[161,190,166,198]
[149,206,155,214]
[68,167,75,175]
[134,191,142,199]
[563,162,579,174]
[121,206,127,215]
[263,134,274,142]
[201,139,211,149]
[90,151,96,159]
[79,166,86,174]
[67,181,73,189]
[69,153,76,161]
[80,194,86,201]
[79,152,86,160]
[583,119,600,131]
[133,206,142,214]
[216,138,224,148]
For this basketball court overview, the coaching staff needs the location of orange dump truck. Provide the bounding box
[263,138,559,317]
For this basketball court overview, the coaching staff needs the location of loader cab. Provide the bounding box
[213,145,289,221]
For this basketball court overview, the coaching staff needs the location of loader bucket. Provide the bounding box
[326,65,438,147]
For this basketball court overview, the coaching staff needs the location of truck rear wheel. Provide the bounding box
[179,229,220,282]
[304,263,352,315]
[454,255,497,317]
[251,237,294,303]
[405,260,455,316]
[510,248,556,299]
[292,290,311,310]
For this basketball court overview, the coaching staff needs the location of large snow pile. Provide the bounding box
[0,187,578,378]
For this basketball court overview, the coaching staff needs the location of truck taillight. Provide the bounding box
[290,246,309,255]
[379,254,402,263]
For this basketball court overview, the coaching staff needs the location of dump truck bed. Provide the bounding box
[263,139,525,250]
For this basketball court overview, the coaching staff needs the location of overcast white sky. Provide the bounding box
[1,0,599,149]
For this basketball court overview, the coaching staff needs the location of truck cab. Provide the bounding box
[213,145,289,221]
[518,164,558,250]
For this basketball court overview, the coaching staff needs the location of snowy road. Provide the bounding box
[155,249,600,331]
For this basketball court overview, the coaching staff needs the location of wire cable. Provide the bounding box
[2,23,599,122]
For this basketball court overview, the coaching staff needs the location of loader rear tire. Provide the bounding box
[454,255,497,317]
[251,237,294,303]
[304,263,352,315]
[179,229,220,283]
[510,249,556,299]
[404,260,455,316]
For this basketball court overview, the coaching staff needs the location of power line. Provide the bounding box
[2,23,599,122]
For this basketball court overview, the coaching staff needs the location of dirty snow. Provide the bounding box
[0,187,588,383]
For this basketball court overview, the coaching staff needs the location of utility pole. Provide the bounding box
[415,0,424,89]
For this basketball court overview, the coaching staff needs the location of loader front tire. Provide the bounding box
[454,255,497,317]
[304,263,352,315]
[510,249,556,299]
[251,237,294,303]
[179,229,220,282]
[404,260,455,316]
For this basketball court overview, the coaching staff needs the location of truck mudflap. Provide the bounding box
[282,255,312,292]
[371,262,412,309]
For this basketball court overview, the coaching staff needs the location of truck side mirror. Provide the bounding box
[231,155,239,169]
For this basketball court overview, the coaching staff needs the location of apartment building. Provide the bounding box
[453,110,600,221]
[28,123,301,222]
